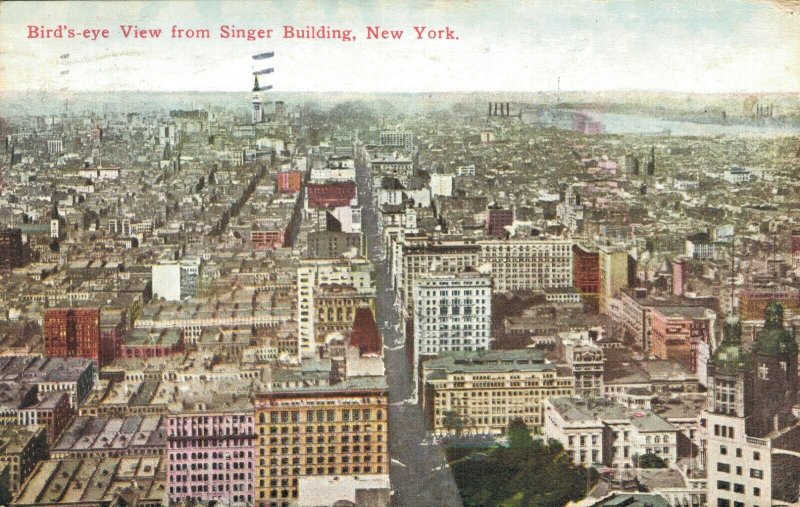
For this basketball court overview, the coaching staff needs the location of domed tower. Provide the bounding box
[707,315,755,418]
[751,302,798,435]
[705,315,759,507]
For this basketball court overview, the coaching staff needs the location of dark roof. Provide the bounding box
[349,307,382,356]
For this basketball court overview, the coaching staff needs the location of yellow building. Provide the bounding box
[422,349,575,436]
[599,245,630,314]
[313,285,376,345]
[254,377,389,507]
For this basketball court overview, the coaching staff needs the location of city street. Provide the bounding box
[356,148,464,507]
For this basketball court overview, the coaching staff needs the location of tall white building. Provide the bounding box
[412,272,492,381]
[152,259,200,302]
[379,130,413,150]
[704,310,800,507]
[47,139,63,154]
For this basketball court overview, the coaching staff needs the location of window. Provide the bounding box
[753,451,760,461]
[717,499,730,507]
[720,445,727,455]
[717,480,730,491]
[733,484,744,494]
[717,463,730,473]
[750,469,763,479]
[753,487,760,497]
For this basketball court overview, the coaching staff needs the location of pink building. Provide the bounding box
[650,306,715,374]
[672,258,688,296]
[167,399,256,505]
[121,329,184,359]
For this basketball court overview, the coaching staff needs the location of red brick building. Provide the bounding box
[572,244,600,309]
[306,182,356,209]
[44,308,102,366]
[486,207,514,238]
[251,230,285,250]
[277,170,302,193]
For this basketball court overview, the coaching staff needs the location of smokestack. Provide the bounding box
[493,103,498,116]
[506,102,510,117]
[488,102,492,117]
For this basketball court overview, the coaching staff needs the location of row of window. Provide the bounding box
[717,462,763,479]
[719,446,760,461]
[717,481,760,496]
[258,409,381,424]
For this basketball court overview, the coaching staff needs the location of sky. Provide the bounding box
[0,0,798,94]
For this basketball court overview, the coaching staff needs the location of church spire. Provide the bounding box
[253,75,260,92]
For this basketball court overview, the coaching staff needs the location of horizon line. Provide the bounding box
[2,89,798,96]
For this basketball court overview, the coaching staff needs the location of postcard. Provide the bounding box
[0,1,798,506]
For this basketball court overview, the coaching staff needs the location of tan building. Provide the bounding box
[477,237,574,294]
[422,349,575,436]
[254,377,389,507]
[297,258,374,357]
[313,284,376,346]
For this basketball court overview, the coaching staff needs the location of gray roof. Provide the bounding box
[548,397,677,432]
[423,349,553,374]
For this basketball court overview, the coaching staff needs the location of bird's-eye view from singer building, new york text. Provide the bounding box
[0,1,799,506]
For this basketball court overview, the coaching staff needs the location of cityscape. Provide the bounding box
[1,1,800,507]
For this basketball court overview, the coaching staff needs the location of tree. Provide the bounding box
[49,239,60,252]
[448,437,590,507]
[507,418,533,448]
[442,410,468,436]
[636,453,667,469]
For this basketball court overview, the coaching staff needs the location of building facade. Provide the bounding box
[44,307,103,366]
[0,228,25,271]
[544,397,678,469]
[167,399,256,505]
[412,272,492,361]
[422,349,575,436]
[254,379,389,507]
[573,244,600,308]
[478,237,573,294]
